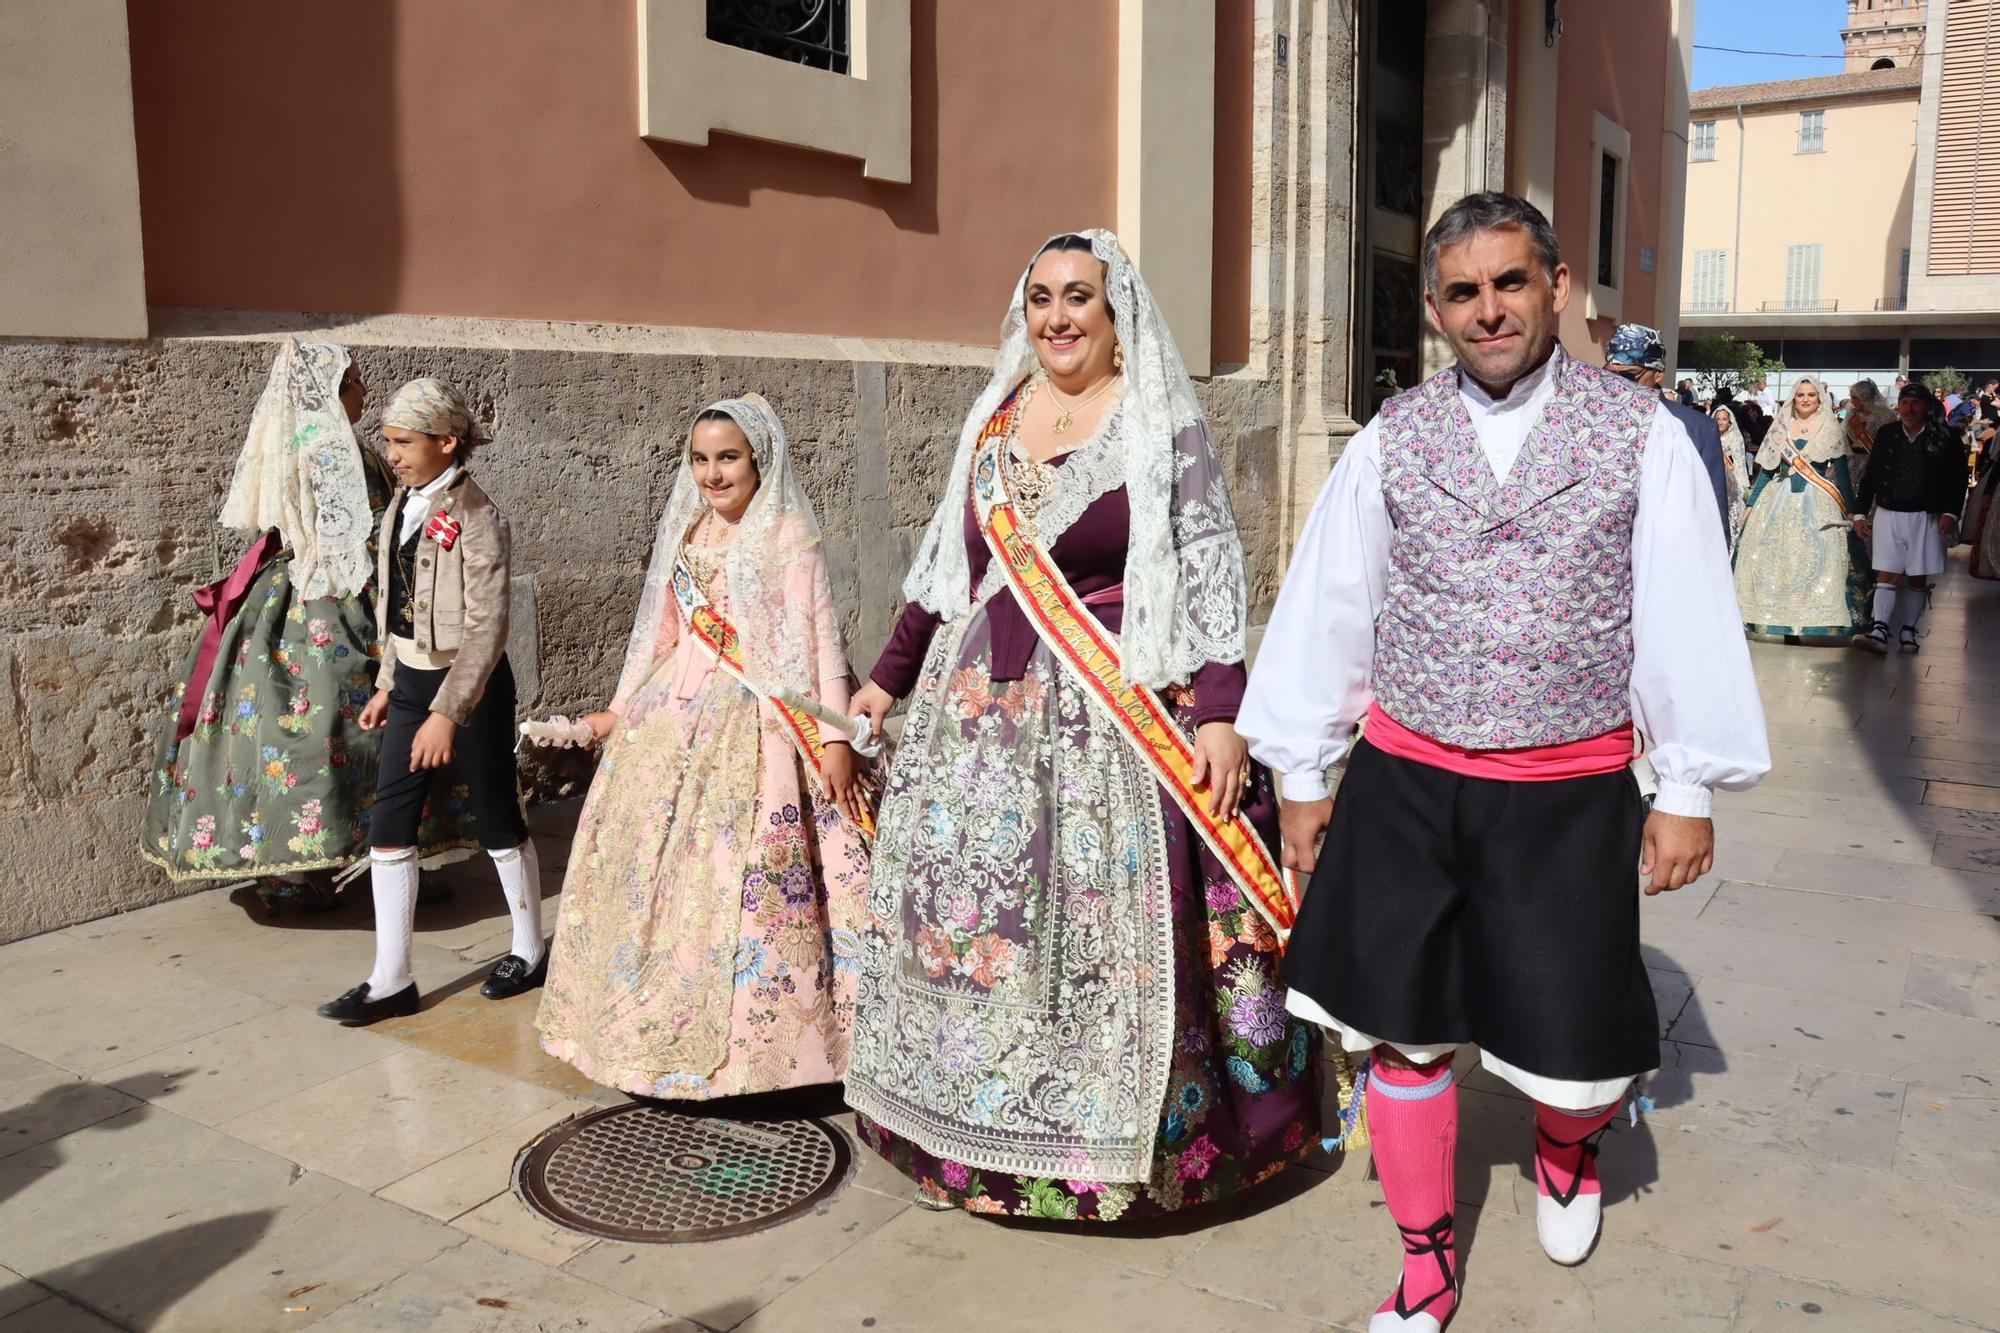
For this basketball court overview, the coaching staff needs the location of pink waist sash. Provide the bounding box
[1364,701,1633,782]
[177,529,284,741]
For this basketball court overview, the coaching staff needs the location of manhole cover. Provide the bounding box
[513,1104,851,1243]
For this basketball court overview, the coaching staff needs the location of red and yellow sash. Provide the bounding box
[1779,440,1851,517]
[674,565,876,840]
[969,399,1295,942]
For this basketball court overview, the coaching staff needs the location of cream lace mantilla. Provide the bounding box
[217,340,373,600]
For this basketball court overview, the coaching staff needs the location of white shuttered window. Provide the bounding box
[1690,249,1728,311]
[1784,245,1824,309]
[1929,0,2000,274]
[1691,120,1717,162]
[1798,109,1826,153]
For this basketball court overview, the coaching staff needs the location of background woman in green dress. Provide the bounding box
[140,340,475,909]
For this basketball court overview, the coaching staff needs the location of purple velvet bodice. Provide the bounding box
[871,465,1245,726]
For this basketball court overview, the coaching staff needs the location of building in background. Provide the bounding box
[1842,0,1929,71]
[0,0,1693,941]
[1679,0,1999,397]
[1684,67,1922,318]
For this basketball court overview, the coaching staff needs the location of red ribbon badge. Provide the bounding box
[425,510,461,550]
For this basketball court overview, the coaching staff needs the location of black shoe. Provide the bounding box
[481,949,549,1000]
[1900,625,1921,654]
[317,981,419,1025]
[1851,621,1891,655]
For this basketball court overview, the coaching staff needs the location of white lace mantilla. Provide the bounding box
[902,229,1248,688]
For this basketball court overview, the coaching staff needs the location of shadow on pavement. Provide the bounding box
[29,1210,277,1329]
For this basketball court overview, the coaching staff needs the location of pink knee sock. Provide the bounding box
[1533,1099,1619,1204]
[1366,1054,1460,1324]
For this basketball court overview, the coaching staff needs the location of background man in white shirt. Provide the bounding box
[1237,192,1770,1332]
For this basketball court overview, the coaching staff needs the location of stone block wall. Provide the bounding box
[0,335,1286,943]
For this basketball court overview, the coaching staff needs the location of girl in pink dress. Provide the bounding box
[537,396,872,1098]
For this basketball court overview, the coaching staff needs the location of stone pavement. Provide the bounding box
[4,568,2000,1331]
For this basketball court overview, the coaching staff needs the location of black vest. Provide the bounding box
[387,497,422,639]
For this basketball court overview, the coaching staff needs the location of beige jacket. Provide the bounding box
[374,470,511,726]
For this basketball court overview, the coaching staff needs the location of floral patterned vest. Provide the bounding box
[1371,348,1657,750]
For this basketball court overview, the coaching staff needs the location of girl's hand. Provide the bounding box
[822,742,866,826]
[583,710,618,748]
[410,712,457,770]
[1190,720,1252,821]
[851,681,895,744]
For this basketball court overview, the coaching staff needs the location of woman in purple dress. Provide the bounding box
[844,232,1322,1221]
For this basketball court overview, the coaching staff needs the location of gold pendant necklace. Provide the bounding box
[1043,370,1120,435]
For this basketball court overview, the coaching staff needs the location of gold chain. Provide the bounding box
[1041,368,1121,435]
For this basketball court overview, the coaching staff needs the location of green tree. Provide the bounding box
[1687,332,1786,398]
[1924,365,1970,399]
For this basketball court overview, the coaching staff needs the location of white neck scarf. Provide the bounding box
[398,465,461,545]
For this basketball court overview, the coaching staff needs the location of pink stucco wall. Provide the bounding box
[127,0,1126,346]
[1537,2,1672,358]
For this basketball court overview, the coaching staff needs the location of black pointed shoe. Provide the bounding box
[480,949,550,1000]
[317,981,419,1025]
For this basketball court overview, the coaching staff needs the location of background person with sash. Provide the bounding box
[1733,376,1870,642]
[140,341,477,912]
[536,396,873,1100]
[1240,193,1769,1331]
[1712,404,1752,550]
[844,231,1320,1222]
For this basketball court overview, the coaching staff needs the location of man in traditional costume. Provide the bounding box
[1239,192,1770,1331]
[1851,381,1968,654]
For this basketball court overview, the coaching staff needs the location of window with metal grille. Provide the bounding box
[1899,247,1911,307]
[706,0,850,73]
[1784,244,1824,308]
[1690,249,1728,311]
[1797,109,1826,153]
[1691,120,1717,162]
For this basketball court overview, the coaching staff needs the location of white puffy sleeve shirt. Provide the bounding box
[1238,367,1770,819]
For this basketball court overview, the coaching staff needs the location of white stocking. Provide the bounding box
[365,847,420,999]
[490,840,545,966]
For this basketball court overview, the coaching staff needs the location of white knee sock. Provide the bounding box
[1896,584,1927,635]
[490,840,545,966]
[1871,582,1899,627]
[365,848,420,999]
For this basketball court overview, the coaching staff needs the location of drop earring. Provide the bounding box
[1113,343,1126,372]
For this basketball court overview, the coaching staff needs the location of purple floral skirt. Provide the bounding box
[855,776,1321,1221]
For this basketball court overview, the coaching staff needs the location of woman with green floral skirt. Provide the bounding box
[140,341,477,909]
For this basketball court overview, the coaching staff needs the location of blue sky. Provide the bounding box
[1692,0,1851,89]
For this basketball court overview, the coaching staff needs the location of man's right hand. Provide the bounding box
[1278,797,1335,876]
[358,689,390,731]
